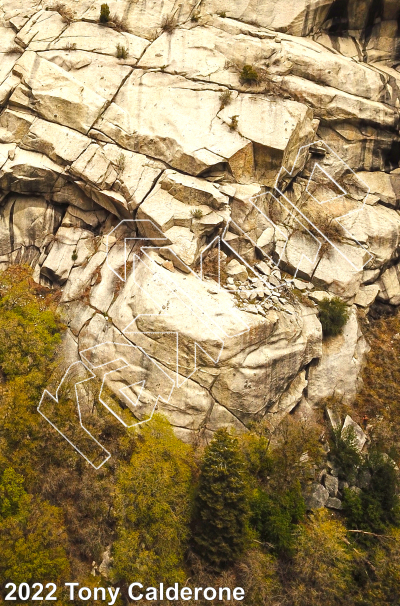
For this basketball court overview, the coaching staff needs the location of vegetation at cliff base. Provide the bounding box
[0,265,400,605]
[112,416,193,586]
[0,468,69,584]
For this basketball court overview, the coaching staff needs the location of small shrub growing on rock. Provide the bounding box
[217,10,226,17]
[309,213,344,244]
[240,64,260,84]
[6,44,23,55]
[229,115,239,131]
[318,296,349,337]
[161,12,177,33]
[99,3,110,23]
[190,208,203,219]
[116,153,126,173]
[116,44,128,59]
[219,89,232,109]
[71,250,78,262]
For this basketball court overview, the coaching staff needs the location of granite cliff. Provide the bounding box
[1,0,400,445]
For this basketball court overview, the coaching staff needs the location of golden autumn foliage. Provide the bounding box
[0,266,400,605]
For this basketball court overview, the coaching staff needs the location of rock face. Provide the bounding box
[1,0,400,446]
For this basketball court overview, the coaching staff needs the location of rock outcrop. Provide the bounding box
[1,0,400,446]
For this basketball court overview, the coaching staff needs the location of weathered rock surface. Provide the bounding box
[0,0,400,441]
[308,307,369,405]
[304,483,329,509]
[342,415,368,451]
[95,70,316,185]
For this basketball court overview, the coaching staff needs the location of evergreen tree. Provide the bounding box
[193,428,249,569]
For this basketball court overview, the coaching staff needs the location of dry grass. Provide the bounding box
[200,248,227,281]
[6,44,23,54]
[115,153,126,172]
[190,208,203,219]
[219,89,232,110]
[53,2,75,23]
[306,211,345,256]
[111,13,127,32]
[161,12,178,33]
[353,310,400,459]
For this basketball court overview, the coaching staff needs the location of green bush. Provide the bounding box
[116,43,128,59]
[0,266,61,383]
[330,426,362,482]
[342,488,386,535]
[240,64,260,84]
[368,452,399,521]
[288,510,354,606]
[99,3,110,23]
[365,528,400,604]
[342,452,400,534]
[318,296,349,337]
[250,483,305,555]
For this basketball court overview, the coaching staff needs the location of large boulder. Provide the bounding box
[307,307,369,405]
[0,0,399,442]
[66,249,323,432]
[0,147,66,194]
[377,265,400,306]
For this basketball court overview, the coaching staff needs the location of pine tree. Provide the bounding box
[193,428,249,569]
